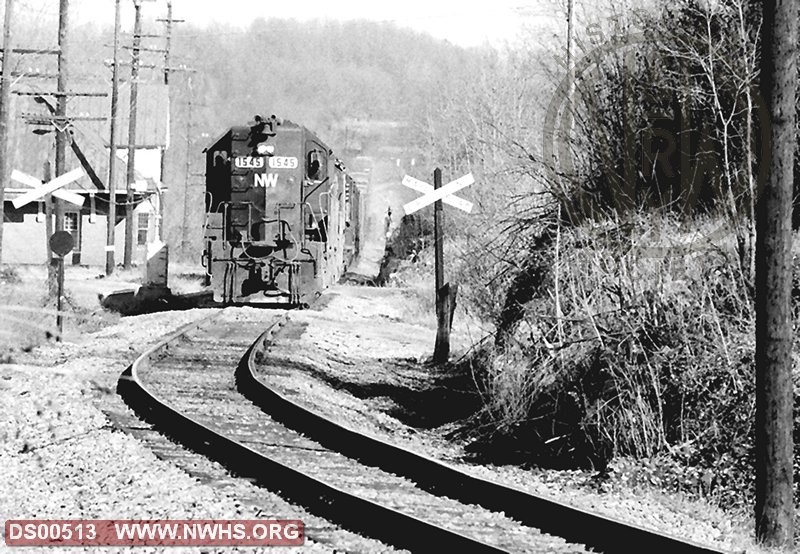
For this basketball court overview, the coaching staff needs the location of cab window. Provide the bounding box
[306,146,327,181]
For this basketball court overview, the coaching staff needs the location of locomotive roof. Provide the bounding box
[202,117,328,153]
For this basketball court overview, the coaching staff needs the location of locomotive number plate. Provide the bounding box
[234,156,265,169]
[268,156,299,169]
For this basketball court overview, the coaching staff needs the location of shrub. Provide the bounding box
[463,213,793,506]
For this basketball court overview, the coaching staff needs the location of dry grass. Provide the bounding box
[471,214,800,530]
[381,211,799,549]
[0,261,206,358]
[0,265,130,355]
[388,212,795,508]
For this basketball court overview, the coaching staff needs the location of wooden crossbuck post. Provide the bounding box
[54,0,69,245]
[432,169,446,361]
[44,162,55,295]
[49,230,73,341]
[433,168,457,363]
[433,169,443,302]
[402,169,472,363]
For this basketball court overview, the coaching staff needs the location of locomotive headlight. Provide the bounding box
[256,143,274,155]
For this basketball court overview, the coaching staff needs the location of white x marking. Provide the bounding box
[11,170,86,207]
[11,168,86,209]
[402,173,474,215]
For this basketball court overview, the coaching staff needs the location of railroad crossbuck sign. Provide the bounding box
[11,168,86,209]
[401,173,474,215]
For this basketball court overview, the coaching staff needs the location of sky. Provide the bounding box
[14,0,565,49]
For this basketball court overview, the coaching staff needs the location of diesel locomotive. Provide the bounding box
[202,115,363,304]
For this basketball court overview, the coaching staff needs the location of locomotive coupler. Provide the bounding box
[241,262,269,297]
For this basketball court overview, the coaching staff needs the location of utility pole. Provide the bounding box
[0,0,15,264]
[43,161,52,265]
[157,0,183,241]
[181,74,192,252]
[157,0,185,86]
[161,1,173,86]
[54,0,69,236]
[123,0,142,269]
[755,0,797,547]
[105,0,121,275]
[158,0,171,244]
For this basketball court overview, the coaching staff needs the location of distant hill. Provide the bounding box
[172,18,485,140]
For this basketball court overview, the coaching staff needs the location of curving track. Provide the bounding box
[118,307,731,554]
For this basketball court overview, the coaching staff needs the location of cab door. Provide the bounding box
[303,140,329,242]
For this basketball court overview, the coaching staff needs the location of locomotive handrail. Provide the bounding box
[318,191,330,222]
[318,191,331,253]
[302,201,322,247]
[301,176,329,203]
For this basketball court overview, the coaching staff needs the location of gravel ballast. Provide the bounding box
[0,308,387,553]
[256,285,767,554]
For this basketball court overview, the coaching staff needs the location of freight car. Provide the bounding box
[202,115,363,304]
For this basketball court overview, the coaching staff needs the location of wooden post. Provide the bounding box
[755,0,796,546]
[433,167,451,363]
[433,168,444,294]
[124,0,142,269]
[0,0,15,264]
[55,254,64,341]
[43,161,56,295]
[43,163,53,261]
[54,0,69,237]
[163,0,173,86]
[181,75,193,253]
[448,283,458,332]
[157,0,174,242]
[106,0,121,275]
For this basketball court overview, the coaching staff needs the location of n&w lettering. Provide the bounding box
[254,173,278,188]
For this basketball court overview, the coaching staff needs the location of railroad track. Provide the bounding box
[117,306,731,554]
